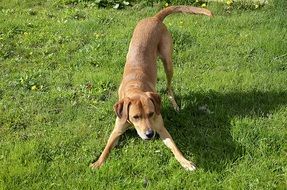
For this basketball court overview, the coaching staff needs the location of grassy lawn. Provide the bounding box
[0,0,286,189]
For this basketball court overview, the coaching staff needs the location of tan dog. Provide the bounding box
[91,6,212,171]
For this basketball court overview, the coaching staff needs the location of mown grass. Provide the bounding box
[0,0,286,189]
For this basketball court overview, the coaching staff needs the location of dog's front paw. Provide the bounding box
[180,159,196,171]
[90,160,104,169]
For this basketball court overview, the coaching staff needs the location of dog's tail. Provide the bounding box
[154,6,212,22]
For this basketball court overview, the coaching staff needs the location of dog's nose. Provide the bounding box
[145,129,154,139]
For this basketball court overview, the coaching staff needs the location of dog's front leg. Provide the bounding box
[90,118,128,169]
[157,117,196,171]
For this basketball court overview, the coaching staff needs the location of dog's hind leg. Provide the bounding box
[158,29,180,112]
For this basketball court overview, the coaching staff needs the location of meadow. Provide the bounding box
[0,0,286,189]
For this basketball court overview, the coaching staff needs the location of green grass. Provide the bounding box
[0,0,286,189]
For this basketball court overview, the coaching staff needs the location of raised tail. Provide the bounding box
[154,6,212,22]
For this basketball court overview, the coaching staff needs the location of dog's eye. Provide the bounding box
[133,115,140,120]
[147,112,154,118]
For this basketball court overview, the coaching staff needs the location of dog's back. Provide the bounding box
[123,6,212,96]
[127,6,212,63]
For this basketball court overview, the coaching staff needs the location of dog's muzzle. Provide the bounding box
[145,128,155,139]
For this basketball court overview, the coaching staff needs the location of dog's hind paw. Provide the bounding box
[167,95,180,112]
[173,104,180,112]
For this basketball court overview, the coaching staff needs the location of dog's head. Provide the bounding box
[114,92,161,140]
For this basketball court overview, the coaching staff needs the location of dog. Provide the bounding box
[90,6,212,171]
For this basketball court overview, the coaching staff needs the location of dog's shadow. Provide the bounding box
[161,90,287,172]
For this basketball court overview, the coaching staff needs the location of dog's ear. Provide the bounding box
[146,92,161,115]
[114,98,131,123]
